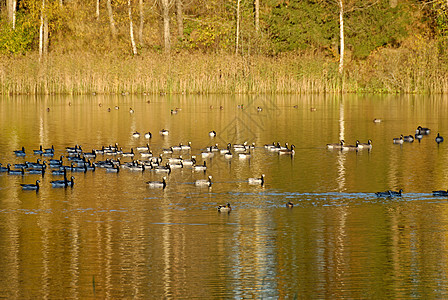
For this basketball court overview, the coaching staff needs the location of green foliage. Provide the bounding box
[431,0,448,50]
[0,14,37,54]
[266,0,338,54]
[182,17,234,51]
[346,1,411,58]
[266,0,413,58]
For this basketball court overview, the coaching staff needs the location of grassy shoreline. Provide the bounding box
[1,50,448,95]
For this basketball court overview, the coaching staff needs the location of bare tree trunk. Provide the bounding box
[128,0,138,55]
[43,12,49,56]
[7,0,17,29]
[39,0,45,61]
[96,0,100,20]
[12,0,17,29]
[176,0,183,38]
[139,0,144,45]
[338,0,344,75]
[161,0,170,53]
[235,0,241,55]
[254,0,259,32]
[106,0,117,38]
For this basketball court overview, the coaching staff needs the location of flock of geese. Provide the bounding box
[326,124,447,199]
[1,130,297,212]
[3,120,446,209]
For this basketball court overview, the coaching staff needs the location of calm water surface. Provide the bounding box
[1,94,448,298]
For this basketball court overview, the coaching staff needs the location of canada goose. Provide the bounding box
[193,161,207,172]
[416,126,430,135]
[132,132,140,138]
[238,151,251,159]
[181,142,192,150]
[326,140,344,149]
[357,140,372,149]
[171,144,182,151]
[44,145,54,154]
[389,189,403,197]
[181,156,196,167]
[286,201,294,208]
[433,190,448,196]
[342,141,358,151]
[415,130,423,140]
[121,148,135,157]
[8,166,24,175]
[14,147,26,156]
[144,132,152,139]
[375,191,392,198]
[403,135,414,142]
[0,163,9,172]
[28,167,45,175]
[49,155,64,166]
[33,145,43,155]
[224,152,233,159]
[209,130,217,137]
[147,177,167,189]
[21,180,40,191]
[436,133,444,143]
[136,144,150,152]
[218,203,231,212]
[279,145,295,155]
[140,151,153,158]
[248,174,265,186]
[52,168,67,176]
[159,129,169,136]
[106,165,120,173]
[195,175,212,187]
[51,176,75,188]
[83,150,97,159]
[393,135,404,144]
[154,163,171,174]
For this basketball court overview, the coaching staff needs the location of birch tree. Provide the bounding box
[106,0,117,38]
[128,0,138,55]
[161,0,171,53]
[39,0,49,60]
[139,0,144,45]
[254,0,259,32]
[176,0,183,38]
[6,0,17,29]
[338,0,344,74]
[235,0,241,54]
[96,0,100,20]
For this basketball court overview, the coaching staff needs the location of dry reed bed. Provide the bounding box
[1,50,448,95]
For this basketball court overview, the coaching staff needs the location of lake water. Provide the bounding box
[1,94,448,298]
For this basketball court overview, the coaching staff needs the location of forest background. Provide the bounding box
[0,0,447,95]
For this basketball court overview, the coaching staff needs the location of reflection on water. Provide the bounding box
[1,95,448,298]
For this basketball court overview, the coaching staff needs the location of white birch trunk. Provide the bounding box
[43,12,49,56]
[161,0,170,53]
[176,0,183,38]
[338,0,344,75]
[12,0,17,29]
[235,0,241,55]
[7,0,17,29]
[39,0,45,61]
[139,0,144,45]
[254,0,259,32]
[106,0,117,38]
[128,0,138,55]
[96,0,100,21]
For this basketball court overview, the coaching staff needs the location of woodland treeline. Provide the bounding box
[0,0,448,94]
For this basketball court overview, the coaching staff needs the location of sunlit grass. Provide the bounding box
[1,46,448,95]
